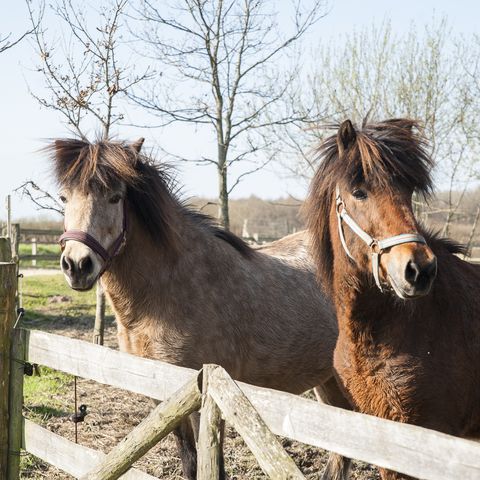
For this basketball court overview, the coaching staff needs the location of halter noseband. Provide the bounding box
[335,186,426,291]
[59,201,128,276]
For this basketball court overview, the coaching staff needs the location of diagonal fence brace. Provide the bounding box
[206,365,305,480]
[80,373,202,480]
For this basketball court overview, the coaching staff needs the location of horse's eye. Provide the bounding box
[352,189,367,200]
[59,195,67,204]
[109,194,122,204]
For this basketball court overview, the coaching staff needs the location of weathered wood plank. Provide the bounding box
[25,329,197,401]
[23,418,157,480]
[7,329,26,480]
[80,375,202,480]
[0,262,17,479]
[197,364,223,480]
[238,381,480,480]
[208,366,305,480]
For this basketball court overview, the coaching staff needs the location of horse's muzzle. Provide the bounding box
[61,252,98,291]
[388,255,437,299]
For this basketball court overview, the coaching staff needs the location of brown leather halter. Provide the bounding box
[59,201,128,276]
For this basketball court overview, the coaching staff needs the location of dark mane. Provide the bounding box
[304,118,436,291]
[184,210,252,256]
[48,138,252,257]
[424,229,468,256]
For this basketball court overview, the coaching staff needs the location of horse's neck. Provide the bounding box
[331,255,406,343]
[101,208,206,323]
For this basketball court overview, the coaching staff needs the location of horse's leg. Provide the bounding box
[173,417,198,480]
[116,321,134,352]
[314,377,352,480]
[147,403,200,480]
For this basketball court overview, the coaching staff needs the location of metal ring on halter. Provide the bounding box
[370,240,382,254]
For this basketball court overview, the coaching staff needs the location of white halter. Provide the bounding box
[335,186,426,291]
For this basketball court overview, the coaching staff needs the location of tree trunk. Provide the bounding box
[217,146,230,230]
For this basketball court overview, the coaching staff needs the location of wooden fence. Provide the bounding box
[1,264,480,479]
[3,329,480,479]
[13,225,62,265]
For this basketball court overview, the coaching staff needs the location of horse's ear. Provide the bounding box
[337,120,357,157]
[131,138,145,153]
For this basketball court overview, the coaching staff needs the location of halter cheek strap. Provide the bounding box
[335,186,426,291]
[59,202,128,276]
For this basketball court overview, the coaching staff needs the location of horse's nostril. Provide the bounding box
[405,260,421,285]
[62,255,74,273]
[78,256,93,275]
[405,258,437,287]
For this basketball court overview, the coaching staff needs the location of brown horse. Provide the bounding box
[50,138,351,479]
[305,118,480,480]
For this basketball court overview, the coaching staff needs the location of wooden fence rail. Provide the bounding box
[20,228,63,237]
[23,419,157,480]
[6,327,480,480]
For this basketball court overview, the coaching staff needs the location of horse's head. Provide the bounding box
[306,118,437,300]
[50,137,177,291]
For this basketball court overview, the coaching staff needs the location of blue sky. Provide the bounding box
[1,0,479,219]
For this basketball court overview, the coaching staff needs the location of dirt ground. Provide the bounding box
[20,289,380,479]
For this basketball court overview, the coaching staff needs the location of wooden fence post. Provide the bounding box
[31,238,37,267]
[0,238,11,262]
[208,366,305,480]
[7,328,26,480]
[10,225,20,264]
[93,282,105,345]
[0,262,18,479]
[80,374,202,480]
[197,364,223,480]
[6,195,11,238]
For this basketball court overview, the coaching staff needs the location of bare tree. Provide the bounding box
[278,19,480,237]
[132,0,327,229]
[27,0,151,139]
[15,181,64,215]
[25,0,151,345]
[0,2,38,54]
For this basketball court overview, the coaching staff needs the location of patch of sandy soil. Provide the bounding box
[21,313,380,480]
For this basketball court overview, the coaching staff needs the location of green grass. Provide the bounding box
[19,274,101,477]
[19,243,61,269]
[20,274,97,409]
[20,274,97,327]
[24,367,72,420]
